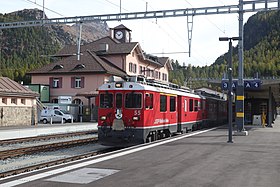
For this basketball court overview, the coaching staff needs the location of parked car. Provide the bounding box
[40,109,73,124]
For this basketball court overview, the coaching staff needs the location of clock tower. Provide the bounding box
[113,24,131,43]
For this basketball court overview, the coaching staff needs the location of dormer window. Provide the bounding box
[74,64,85,69]
[53,64,64,70]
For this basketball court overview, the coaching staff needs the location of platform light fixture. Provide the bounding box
[219,36,240,143]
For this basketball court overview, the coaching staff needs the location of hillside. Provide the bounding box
[0,9,109,83]
[170,10,280,88]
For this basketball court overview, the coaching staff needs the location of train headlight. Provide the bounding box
[100,116,106,120]
[132,116,140,121]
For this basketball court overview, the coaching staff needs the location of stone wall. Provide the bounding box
[0,106,37,127]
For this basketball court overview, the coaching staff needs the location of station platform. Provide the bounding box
[0,122,98,141]
[1,118,280,187]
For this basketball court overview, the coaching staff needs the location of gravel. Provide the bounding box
[0,134,97,151]
[0,139,107,173]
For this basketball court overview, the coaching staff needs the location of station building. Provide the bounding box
[0,77,39,127]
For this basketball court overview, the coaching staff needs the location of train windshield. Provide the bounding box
[100,93,113,108]
[125,93,142,109]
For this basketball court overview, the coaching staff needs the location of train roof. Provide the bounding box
[98,76,202,99]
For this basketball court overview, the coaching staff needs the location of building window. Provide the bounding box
[50,77,62,88]
[11,98,17,104]
[133,64,137,73]
[151,70,154,78]
[2,98,7,104]
[71,77,84,88]
[147,68,150,77]
[21,99,26,105]
[75,77,81,88]
[53,78,59,88]
[162,73,167,81]
[139,66,143,74]
[129,62,133,72]
[155,71,158,79]
[52,98,58,103]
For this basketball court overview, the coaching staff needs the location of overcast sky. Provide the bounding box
[0,0,255,67]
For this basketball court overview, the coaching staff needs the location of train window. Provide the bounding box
[170,96,176,112]
[160,95,167,112]
[100,93,113,108]
[184,99,188,112]
[194,100,199,111]
[116,93,122,108]
[125,93,142,109]
[189,99,194,112]
[145,93,153,109]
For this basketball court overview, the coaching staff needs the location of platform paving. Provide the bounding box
[0,122,98,141]
[1,118,280,187]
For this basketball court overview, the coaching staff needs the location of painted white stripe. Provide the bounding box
[98,120,203,130]
[0,127,217,187]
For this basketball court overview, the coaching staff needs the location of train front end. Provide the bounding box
[97,81,146,147]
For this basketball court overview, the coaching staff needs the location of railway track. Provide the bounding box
[0,130,97,146]
[0,137,98,160]
[0,147,117,178]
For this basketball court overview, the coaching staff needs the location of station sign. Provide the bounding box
[221,79,261,91]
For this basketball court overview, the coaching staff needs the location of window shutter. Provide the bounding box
[71,77,75,88]
[81,77,85,88]
[49,77,53,88]
[59,77,62,88]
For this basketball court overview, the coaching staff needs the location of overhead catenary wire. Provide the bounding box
[22,0,64,17]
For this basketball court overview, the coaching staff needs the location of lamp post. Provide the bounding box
[219,37,239,143]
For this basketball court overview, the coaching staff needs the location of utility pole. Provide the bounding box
[235,0,247,135]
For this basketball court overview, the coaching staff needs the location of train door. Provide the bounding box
[177,96,183,132]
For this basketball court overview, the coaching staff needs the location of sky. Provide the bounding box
[0,0,256,67]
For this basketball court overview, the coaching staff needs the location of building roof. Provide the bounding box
[31,25,172,76]
[28,50,127,77]
[57,36,138,56]
[113,24,132,31]
[0,77,39,97]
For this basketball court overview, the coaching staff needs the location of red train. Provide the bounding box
[97,76,227,147]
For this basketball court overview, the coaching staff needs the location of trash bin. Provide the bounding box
[252,115,261,125]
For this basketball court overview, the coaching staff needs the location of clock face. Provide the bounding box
[115,31,123,40]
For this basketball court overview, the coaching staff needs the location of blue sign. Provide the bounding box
[221,79,261,90]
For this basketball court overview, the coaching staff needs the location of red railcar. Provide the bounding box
[97,77,227,147]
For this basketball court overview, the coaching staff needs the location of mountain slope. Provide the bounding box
[0,9,109,83]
